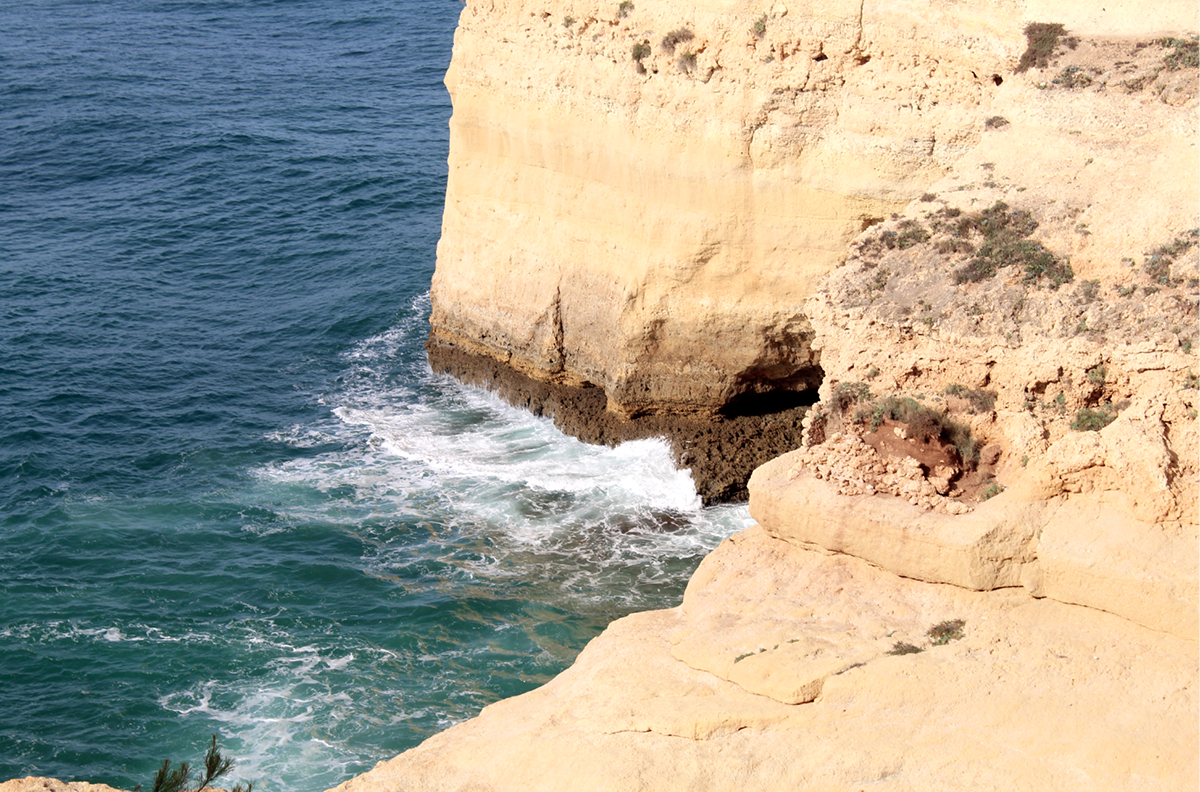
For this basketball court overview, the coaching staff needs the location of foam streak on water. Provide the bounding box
[0,3,751,791]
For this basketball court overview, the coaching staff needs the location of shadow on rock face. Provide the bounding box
[427,340,816,505]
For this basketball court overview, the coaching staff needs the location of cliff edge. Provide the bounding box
[336,0,1197,788]
[425,0,1197,501]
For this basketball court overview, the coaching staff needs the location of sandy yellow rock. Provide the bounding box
[325,527,1199,792]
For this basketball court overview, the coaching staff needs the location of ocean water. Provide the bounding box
[0,2,752,790]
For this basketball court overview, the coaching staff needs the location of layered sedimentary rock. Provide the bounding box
[428,0,1021,418]
[427,0,1197,500]
[328,5,1199,789]
[320,6,1199,792]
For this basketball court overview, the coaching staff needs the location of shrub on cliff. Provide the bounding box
[660,27,693,55]
[1016,23,1074,72]
[944,384,996,414]
[948,201,1073,288]
[137,736,253,792]
[1071,405,1117,431]
[1159,36,1199,70]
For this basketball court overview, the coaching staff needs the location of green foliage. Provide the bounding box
[1158,36,1199,70]
[830,381,871,415]
[660,27,693,55]
[1078,278,1100,302]
[895,220,930,249]
[1016,23,1069,72]
[984,115,1009,129]
[631,41,650,72]
[979,481,1004,501]
[1086,364,1107,384]
[1071,406,1117,431]
[1144,229,1199,285]
[950,201,1072,288]
[888,641,924,655]
[618,0,634,18]
[677,49,697,72]
[1052,65,1093,88]
[943,384,997,414]
[752,13,768,38]
[562,15,575,28]
[927,619,966,645]
[142,736,252,792]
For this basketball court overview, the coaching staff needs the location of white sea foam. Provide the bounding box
[227,295,754,789]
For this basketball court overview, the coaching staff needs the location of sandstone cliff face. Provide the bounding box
[324,7,1198,792]
[430,0,1036,416]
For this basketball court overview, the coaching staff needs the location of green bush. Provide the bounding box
[1016,23,1069,72]
[831,381,871,415]
[943,384,997,414]
[1159,36,1199,70]
[950,201,1072,287]
[660,27,693,54]
[138,736,252,792]
[888,641,924,655]
[1071,406,1116,431]
[752,13,767,38]
[927,619,966,645]
[618,0,634,18]
[1052,65,1093,88]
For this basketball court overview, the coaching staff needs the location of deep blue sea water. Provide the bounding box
[0,2,751,790]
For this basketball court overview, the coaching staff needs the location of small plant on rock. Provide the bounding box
[888,641,924,655]
[1016,22,1073,72]
[979,480,1005,501]
[943,384,997,414]
[752,13,768,38]
[1052,65,1093,88]
[1071,405,1117,431]
[831,381,871,416]
[631,41,651,72]
[618,0,633,18]
[1159,36,1199,70]
[660,27,694,55]
[927,619,966,645]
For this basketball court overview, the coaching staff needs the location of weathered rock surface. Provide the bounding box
[327,527,1198,792]
[0,780,124,792]
[430,0,1038,418]
[330,3,1199,790]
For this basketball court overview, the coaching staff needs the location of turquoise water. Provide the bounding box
[0,2,751,790]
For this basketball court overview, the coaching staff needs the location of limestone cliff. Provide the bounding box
[334,2,1198,789]
[428,0,1193,421]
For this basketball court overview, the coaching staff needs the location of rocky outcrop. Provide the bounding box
[334,2,1200,790]
[327,526,1198,792]
[0,780,124,792]
[427,0,1197,499]
[429,0,1026,418]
